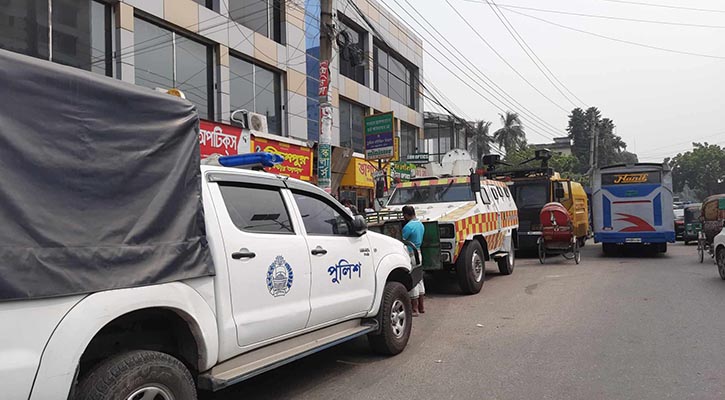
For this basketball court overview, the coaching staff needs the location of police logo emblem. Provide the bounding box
[266,256,293,297]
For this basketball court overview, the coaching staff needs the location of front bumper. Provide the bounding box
[594,231,676,244]
[517,231,542,251]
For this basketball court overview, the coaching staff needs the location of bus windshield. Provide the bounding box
[388,183,474,205]
[513,182,548,209]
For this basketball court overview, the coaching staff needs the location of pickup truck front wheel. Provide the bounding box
[74,350,196,400]
[368,281,412,355]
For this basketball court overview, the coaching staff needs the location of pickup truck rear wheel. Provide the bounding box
[73,350,196,400]
[457,241,485,295]
[368,281,411,355]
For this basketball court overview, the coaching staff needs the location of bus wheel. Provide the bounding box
[456,241,485,295]
[658,243,668,253]
[602,243,616,256]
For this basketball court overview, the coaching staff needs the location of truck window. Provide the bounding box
[514,183,548,209]
[219,184,294,234]
[388,183,474,205]
[293,192,353,236]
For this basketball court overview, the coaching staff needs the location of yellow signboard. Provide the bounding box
[341,158,390,188]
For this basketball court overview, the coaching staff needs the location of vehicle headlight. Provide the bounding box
[439,224,455,239]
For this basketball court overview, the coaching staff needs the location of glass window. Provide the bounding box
[513,183,549,209]
[229,0,282,43]
[338,17,366,85]
[0,0,112,76]
[400,121,418,157]
[388,183,474,205]
[192,0,213,8]
[373,44,416,109]
[219,184,294,234]
[134,18,213,120]
[339,99,365,153]
[230,55,282,135]
[293,192,352,236]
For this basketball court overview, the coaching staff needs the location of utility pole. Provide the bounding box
[317,0,334,193]
[587,114,598,184]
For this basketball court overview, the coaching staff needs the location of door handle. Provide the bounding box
[231,248,256,259]
[311,246,328,255]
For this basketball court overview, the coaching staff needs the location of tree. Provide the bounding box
[493,111,526,155]
[668,143,725,199]
[468,120,492,168]
[567,106,637,173]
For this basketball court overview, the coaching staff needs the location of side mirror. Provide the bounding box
[470,172,481,193]
[352,215,367,236]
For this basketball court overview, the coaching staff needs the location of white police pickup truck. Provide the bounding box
[1,155,415,400]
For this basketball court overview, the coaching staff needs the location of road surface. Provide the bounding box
[207,242,725,400]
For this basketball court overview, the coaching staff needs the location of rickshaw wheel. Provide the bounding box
[717,248,725,280]
[698,241,705,264]
[574,241,581,265]
[537,237,546,265]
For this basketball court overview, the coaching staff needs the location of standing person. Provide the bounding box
[402,205,425,316]
[342,199,358,215]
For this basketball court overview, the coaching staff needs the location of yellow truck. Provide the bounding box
[484,151,589,252]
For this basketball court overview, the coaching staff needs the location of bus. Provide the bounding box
[592,163,675,254]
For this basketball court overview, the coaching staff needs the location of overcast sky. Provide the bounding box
[383,0,725,162]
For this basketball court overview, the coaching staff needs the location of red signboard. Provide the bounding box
[319,60,330,97]
[252,136,314,181]
[199,119,249,158]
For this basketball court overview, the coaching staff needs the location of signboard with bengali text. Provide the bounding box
[252,136,314,181]
[364,112,395,160]
[199,119,250,158]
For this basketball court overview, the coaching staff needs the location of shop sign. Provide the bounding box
[252,136,314,181]
[341,158,390,188]
[199,120,251,158]
[319,60,330,99]
[391,163,417,181]
[364,112,395,160]
[405,153,430,165]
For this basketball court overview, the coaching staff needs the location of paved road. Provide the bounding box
[207,242,725,400]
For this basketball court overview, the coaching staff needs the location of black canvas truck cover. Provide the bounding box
[0,50,213,301]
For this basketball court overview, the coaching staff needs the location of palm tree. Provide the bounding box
[493,111,526,155]
[468,120,492,168]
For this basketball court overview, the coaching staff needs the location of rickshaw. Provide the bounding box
[697,195,725,263]
[537,202,581,264]
[683,203,702,245]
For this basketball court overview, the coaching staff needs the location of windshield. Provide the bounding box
[513,182,549,209]
[388,183,474,205]
[684,208,700,221]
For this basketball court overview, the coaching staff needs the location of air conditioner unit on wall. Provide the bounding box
[247,112,269,134]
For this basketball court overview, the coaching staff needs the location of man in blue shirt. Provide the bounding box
[402,206,425,316]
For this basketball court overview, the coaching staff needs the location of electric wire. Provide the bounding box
[394,0,565,137]
[502,8,725,60]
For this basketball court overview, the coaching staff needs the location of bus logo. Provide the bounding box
[613,174,648,184]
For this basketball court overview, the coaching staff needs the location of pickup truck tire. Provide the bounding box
[368,281,411,355]
[497,251,515,275]
[73,350,196,400]
[457,241,485,295]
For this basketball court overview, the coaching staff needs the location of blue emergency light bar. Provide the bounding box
[218,152,284,168]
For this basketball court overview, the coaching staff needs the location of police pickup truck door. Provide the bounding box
[290,191,375,328]
[211,181,312,348]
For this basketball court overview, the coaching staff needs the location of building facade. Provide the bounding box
[0,0,423,151]
[531,137,573,156]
